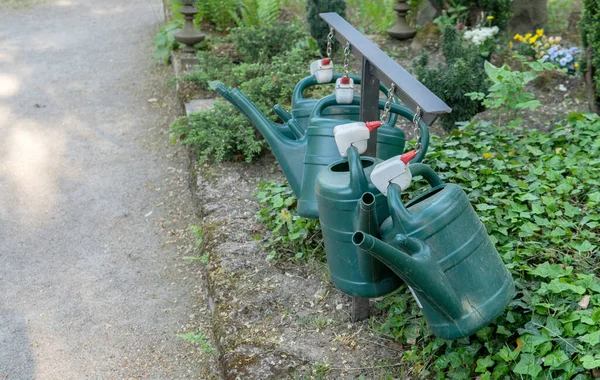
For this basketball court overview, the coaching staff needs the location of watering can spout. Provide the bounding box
[215,82,307,196]
[356,193,380,236]
[352,231,464,319]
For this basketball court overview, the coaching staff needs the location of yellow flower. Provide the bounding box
[525,33,533,39]
[549,37,555,43]
[529,35,539,44]
[544,43,549,48]
[514,33,523,40]
[536,29,544,36]
[509,41,513,48]
[575,63,580,68]
[487,15,494,20]
[483,152,495,159]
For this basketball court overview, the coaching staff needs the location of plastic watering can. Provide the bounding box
[352,164,515,340]
[215,83,429,219]
[315,145,402,297]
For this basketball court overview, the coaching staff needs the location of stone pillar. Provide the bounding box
[387,0,417,40]
[174,0,205,67]
[508,0,548,36]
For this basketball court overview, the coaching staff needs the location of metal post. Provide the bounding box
[360,58,380,157]
[351,297,370,322]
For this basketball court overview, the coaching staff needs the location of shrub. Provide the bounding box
[231,0,281,28]
[195,0,239,31]
[228,23,306,63]
[306,0,347,56]
[169,101,265,163]
[414,25,487,131]
[346,0,396,34]
[580,0,600,112]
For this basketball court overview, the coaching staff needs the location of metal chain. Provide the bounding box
[326,27,334,59]
[380,83,396,124]
[413,106,423,154]
[343,42,351,77]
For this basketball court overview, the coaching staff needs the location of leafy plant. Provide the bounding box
[580,0,600,111]
[466,55,555,124]
[306,0,347,56]
[255,181,324,262]
[346,0,396,34]
[195,0,239,31]
[231,0,281,28]
[414,25,487,131]
[432,0,513,29]
[170,101,265,163]
[153,20,184,64]
[547,0,577,32]
[178,330,216,355]
[376,113,600,379]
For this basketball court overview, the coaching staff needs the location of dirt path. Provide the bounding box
[0,1,212,378]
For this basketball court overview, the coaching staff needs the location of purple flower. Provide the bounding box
[569,65,575,70]
[565,54,573,62]
[559,58,568,66]
[542,55,549,61]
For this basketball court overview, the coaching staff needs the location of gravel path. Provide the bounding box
[0,0,208,378]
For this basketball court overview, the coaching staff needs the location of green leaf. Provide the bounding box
[580,354,600,369]
[529,262,572,278]
[544,349,569,368]
[513,353,542,377]
[572,240,597,253]
[475,356,494,373]
[579,331,600,346]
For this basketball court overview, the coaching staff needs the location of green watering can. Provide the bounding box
[215,83,430,219]
[273,73,399,132]
[352,164,515,340]
[315,146,402,297]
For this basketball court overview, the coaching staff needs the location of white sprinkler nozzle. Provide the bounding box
[333,121,381,157]
[335,76,355,104]
[370,151,417,196]
[310,58,334,83]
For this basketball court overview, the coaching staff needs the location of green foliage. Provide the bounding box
[377,113,600,379]
[153,20,184,64]
[306,0,347,56]
[195,0,238,31]
[433,0,513,29]
[255,181,324,262]
[581,0,600,110]
[466,55,556,124]
[170,102,265,163]
[174,24,317,163]
[548,0,577,32]
[228,23,306,63]
[178,330,216,355]
[414,25,487,131]
[231,0,281,28]
[346,0,396,34]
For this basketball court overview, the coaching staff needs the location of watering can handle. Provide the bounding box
[294,73,394,102]
[386,103,430,164]
[310,95,396,126]
[346,145,370,193]
[387,164,444,226]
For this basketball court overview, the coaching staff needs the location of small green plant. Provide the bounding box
[183,224,209,264]
[414,25,487,131]
[306,0,347,56]
[255,181,324,262]
[231,0,281,28]
[547,0,577,32]
[153,20,184,64]
[466,54,555,124]
[178,330,216,355]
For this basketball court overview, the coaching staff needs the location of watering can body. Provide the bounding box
[354,164,515,340]
[315,147,402,297]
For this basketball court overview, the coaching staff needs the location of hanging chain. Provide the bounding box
[343,42,351,77]
[413,106,423,154]
[380,83,396,124]
[326,27,334,59]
